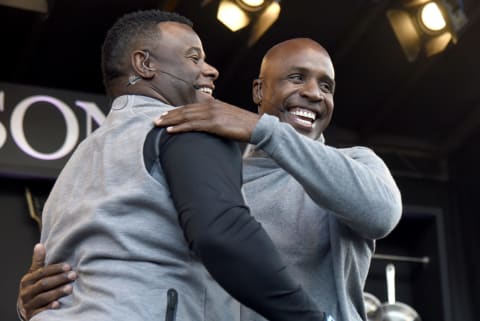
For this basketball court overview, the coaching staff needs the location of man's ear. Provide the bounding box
[131,50,155,79]
[252,78,262,105]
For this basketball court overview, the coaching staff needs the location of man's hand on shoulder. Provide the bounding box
[154,99,260,142]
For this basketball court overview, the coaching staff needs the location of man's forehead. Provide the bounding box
[261,39,334,76]
[267,38,327,57]
[155,21,198,41]
[152,21,203,51]
[267,47,334,78]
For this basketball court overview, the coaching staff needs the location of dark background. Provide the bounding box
[1,0,479,320]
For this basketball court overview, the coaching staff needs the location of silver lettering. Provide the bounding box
[0,91,6,149]
[75,100,106,135]
[10,95,79,160]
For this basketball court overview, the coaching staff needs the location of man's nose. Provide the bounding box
[203,63,219,81]
[300,80,323,101]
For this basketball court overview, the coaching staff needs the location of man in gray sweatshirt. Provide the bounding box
[155,37,403,321]
[18,38,401,321]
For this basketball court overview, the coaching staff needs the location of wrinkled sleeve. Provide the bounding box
[250,114,402,239]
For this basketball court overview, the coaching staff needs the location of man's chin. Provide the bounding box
[196,92,214,103]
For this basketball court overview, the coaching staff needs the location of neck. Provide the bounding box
[108,77,170,105]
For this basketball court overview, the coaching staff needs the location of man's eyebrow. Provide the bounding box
[289,66,335,84]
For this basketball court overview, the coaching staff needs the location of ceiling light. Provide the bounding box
[420,2,446,31]
[240,0,265,8]
[216,0,281,45]
[247,0,281,46]
[0,0,48,13]
[387,0,467,62]
[217,0,251,32]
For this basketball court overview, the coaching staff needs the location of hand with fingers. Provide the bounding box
[17,244,77,321]
[155,99,260,142]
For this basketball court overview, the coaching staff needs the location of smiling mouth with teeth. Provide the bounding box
[288,107,317,127]
[198,87,213,95]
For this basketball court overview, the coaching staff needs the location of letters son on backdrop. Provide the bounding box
[0,83,108,178]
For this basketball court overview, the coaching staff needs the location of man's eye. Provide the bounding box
[288,74,303,82]
[320,82,332,93]
[189,56,200,63]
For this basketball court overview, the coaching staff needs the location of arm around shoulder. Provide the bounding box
[250,114,402,240]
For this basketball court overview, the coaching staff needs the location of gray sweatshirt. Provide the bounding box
[240,114,402,321]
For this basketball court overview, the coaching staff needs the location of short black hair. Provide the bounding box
[101,10,193,89]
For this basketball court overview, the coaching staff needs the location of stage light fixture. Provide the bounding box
[216,0,281,43]
[217,0,251,31]
[0,0,48,13]
[239,0,265,8]
[387,0,467,62]
[247,0,281,46]
[420,2,446,31]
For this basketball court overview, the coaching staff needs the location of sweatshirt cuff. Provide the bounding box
[250,113,278,147]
